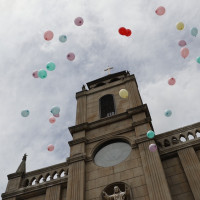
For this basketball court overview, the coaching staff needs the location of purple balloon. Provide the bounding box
[74,17,84,26]
[32,71,38,78]
[178,40,187,47]
[149,144,157,152]
[67,53,75,61]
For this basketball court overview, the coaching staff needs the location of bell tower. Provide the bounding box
[67,70,172,200]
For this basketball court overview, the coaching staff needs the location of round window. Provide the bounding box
[94,141,131,167]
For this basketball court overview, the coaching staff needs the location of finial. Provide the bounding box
[22,153,27,161]
[82,85,86,91]
[104,67,113,75]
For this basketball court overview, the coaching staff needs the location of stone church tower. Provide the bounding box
[2,70,200,200]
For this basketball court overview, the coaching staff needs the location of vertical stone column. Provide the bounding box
[139,141,172,200]
[178,147,200,200]
[66,159,85,200]
[45,185,61,200]
[76,94,87,125]
[125,78,142,108]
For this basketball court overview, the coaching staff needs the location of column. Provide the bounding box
[76,95,87,125]
[45,185,61,200]
[178,147,200,200]
[139,141,172,200]
[66,160,85,200]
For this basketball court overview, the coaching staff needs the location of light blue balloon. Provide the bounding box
[21,110,30,117]
[191,27,198,37]
[165,110,172,117]
[51,106,60,115]
[147,130,155,139]
[46,62,56,71]
[59,35,67,43]
[196,57,200,64]
[38,69,47,79]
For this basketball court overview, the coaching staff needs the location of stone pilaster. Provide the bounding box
[139,141,172,200]
[178,147,200,200]
[45,185,61,200]
[66,159,85,200]
[76,94,87,125]
[125,78,142,108]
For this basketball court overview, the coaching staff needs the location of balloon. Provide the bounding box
[119,89,128,98]
[67,53,75,61]
[149,144,157,152]
[51,106,60,115]
[59,35,67,43]
[196,57,200,64]
[155,6,165,16]
[180,47,189,59]
[32,71,38,78]
[125,29,132,37]
[53,113,60,118]
[38,69,47,79]
[46,62,56,71]
[168,78,176,85]
[191,27,198,37]
[178,40,187,47]
[165,109,172,117]
[49,117,56,124]
[47,144,54,151]
[21,110,30,117]
[147,130,155,139]
[118,27,127,35]
[44,31,54,41]
[74,17,84,26]
[176,22,184,30]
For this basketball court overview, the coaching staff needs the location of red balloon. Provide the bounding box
[47,144,54,152]
[49,117,56,124]
[155,6,166,16]
[118,27,127,35]
[180,47,189,59]
[125,29,132,37]
[168,78,176,85]
[44,31,54,41]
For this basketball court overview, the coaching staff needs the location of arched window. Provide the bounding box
[99,94,115,118]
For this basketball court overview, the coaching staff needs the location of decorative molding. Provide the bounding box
[132,117,152,128]
[67,154,86,164]
[69,104,151,135]
[1,177,67,199]
[68,137,88,147]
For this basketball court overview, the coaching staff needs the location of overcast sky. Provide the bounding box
[1,0,200,195]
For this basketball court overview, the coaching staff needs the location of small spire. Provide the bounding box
[104,67,113,75]
[16,154,27,173]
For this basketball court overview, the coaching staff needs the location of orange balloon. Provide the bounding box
[180,47,189,59]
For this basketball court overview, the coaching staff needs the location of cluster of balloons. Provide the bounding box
[119,89,128,98]
[49,106,60,124]
[146,130,157,152]
[118,27,132,37]
[155,6,165,16]
[44,30,67,43]
[32,62,56,79]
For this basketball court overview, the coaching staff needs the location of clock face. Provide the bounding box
[94,141,132,167]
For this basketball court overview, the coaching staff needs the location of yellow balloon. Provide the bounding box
[176,22,184,30]
[119,89,128,98]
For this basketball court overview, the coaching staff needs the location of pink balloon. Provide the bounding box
[74,17,84,26]
[149,144,157,152]
[49,117,56,124]
[180,47,189,59]
[155,6,165,16]
[67,52,75,61]
[53,113,60,118]
[44,30,54,41]
[168,77,176,85]
[32,71,38,78]
[178,40,187,47]
[47,144,54,152]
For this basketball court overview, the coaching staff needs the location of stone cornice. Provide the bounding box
[67,154,86,164]
[7,172,23,180]
[1,177,67,199]
[68,137,88,146]
[68,104,150,135]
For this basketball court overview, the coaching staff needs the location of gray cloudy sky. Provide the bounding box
[1,0,200,195]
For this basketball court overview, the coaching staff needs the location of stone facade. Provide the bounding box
[2,70,200,200]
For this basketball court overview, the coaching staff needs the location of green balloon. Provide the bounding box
[21,110,29,117]
[59,35,67,43]
[196,57,200,64]
[147,130,155,139]
[38,69,47,79]
[46,62,56,71]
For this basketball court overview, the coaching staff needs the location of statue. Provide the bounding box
[102,185,128,200]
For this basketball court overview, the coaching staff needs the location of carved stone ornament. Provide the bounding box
[102,185,130,200]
